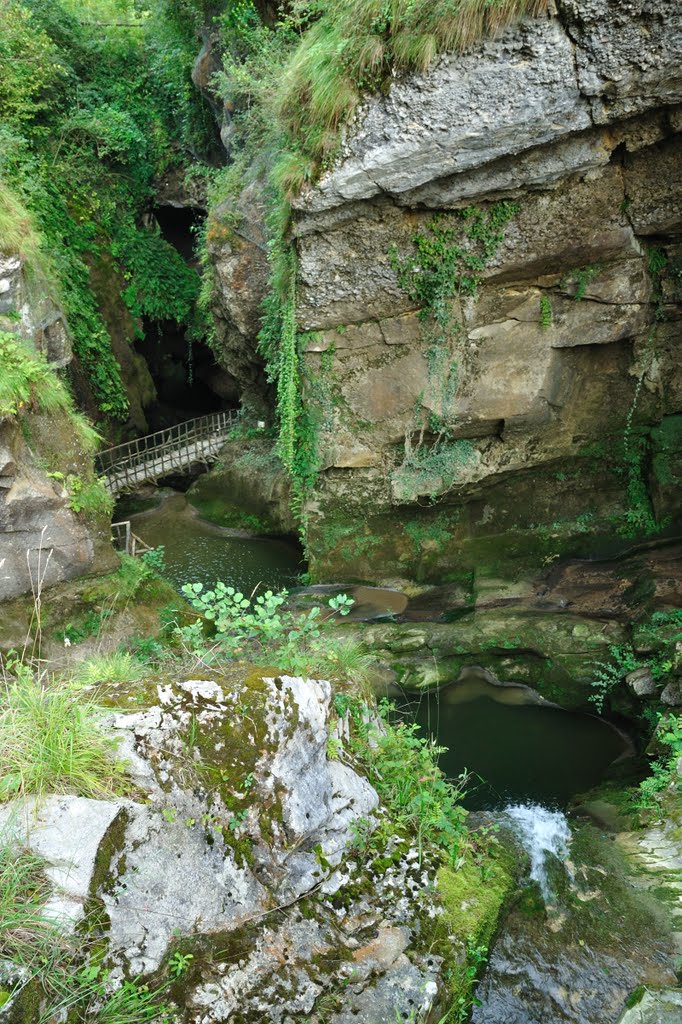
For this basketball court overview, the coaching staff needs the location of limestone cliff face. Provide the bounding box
[286,0,682,585]
[0,256,115,602]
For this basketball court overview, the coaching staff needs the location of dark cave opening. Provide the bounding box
[134,204,239,431]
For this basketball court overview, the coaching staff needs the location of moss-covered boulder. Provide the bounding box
[0,672,517,1022]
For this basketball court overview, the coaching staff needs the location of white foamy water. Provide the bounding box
[504,803,572,902]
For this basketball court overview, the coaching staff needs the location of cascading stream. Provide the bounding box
[503,803,572,902]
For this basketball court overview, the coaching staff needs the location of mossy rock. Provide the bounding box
[363,610,627,708]
[427,840,518,1013]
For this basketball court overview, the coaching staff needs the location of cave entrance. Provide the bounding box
[135,203,239,432]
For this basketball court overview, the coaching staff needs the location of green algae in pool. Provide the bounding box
[130,493,304,592]
[410,679,628,810]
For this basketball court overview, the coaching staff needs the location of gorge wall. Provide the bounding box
[206,0,682,598]
[0,257,115,602]
[286,0,682,588]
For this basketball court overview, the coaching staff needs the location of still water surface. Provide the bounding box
[411,678,628,810]
[128,492,627,810]
[130,493,304,593]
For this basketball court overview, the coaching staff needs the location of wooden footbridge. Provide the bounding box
[97,410,239,496]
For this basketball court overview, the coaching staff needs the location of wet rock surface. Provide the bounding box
[472,822,679,1024]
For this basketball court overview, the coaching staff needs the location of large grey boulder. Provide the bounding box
[0,674,450,1022]
[0,796,122,929]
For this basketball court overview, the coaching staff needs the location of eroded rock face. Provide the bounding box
[0,416,108,601]
[0,255,71,367]
[206,183,273,413]
[0,675,474,1023]
[0,256,114,601]
[281,2,682,586]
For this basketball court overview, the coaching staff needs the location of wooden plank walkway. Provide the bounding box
[97,410,239,496]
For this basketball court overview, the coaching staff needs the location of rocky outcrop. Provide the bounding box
[0,255,115,602]
[205,183,273,414]
[0,255,71,367]
[0,420,98,601]
[187,435,297,534]
[0,674,509,1023]
[284,0,682,587]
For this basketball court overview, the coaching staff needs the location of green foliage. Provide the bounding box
[614,332,660,538]
[561,263,602,300]
[0,1,67,128]
[0,181,53,279]
[394,437,476,501]
[168,951,194,978]
[647,245,668,321]
[141,545,167,577]
[0,658,128,801]
[589,611,682,711]
[0,331,72,419]
[48,472,113,522]
[72,651,145,686]
[634,713,682,811]
[257,188,322,521]
[589,644,641,713]
[178,582,365,678]
[390,204,519,348]
[539,294,553,328]
[111,217,200,326]
[335,695,469,864]
[0,0,217,420]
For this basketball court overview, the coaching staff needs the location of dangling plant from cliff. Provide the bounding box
[391,203,519,343]
[258,188,322,524]
[389,202,518,501]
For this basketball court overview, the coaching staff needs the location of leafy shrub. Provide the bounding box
[335,695,469,864]
[633,714,682,812]
[140,546,167,577]
[589,644,641,713]
[178,582,356,675]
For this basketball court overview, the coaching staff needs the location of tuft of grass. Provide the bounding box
[72,651,145,687]
[275,0,549,168]
[0,181,52,280]
[0,831,52,963]
[316,635,375,686]
[0,670,128,802]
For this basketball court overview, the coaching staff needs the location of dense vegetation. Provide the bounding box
[0,0,216,422]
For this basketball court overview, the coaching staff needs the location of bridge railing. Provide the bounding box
[96,410,240,483]
[111,520,154,557]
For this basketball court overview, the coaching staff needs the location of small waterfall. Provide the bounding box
[504,802,572,902]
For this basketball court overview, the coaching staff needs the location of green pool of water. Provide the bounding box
[410,678,628,810]
[130,492,304,593]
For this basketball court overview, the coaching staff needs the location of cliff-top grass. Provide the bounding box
[273,0,549,193]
